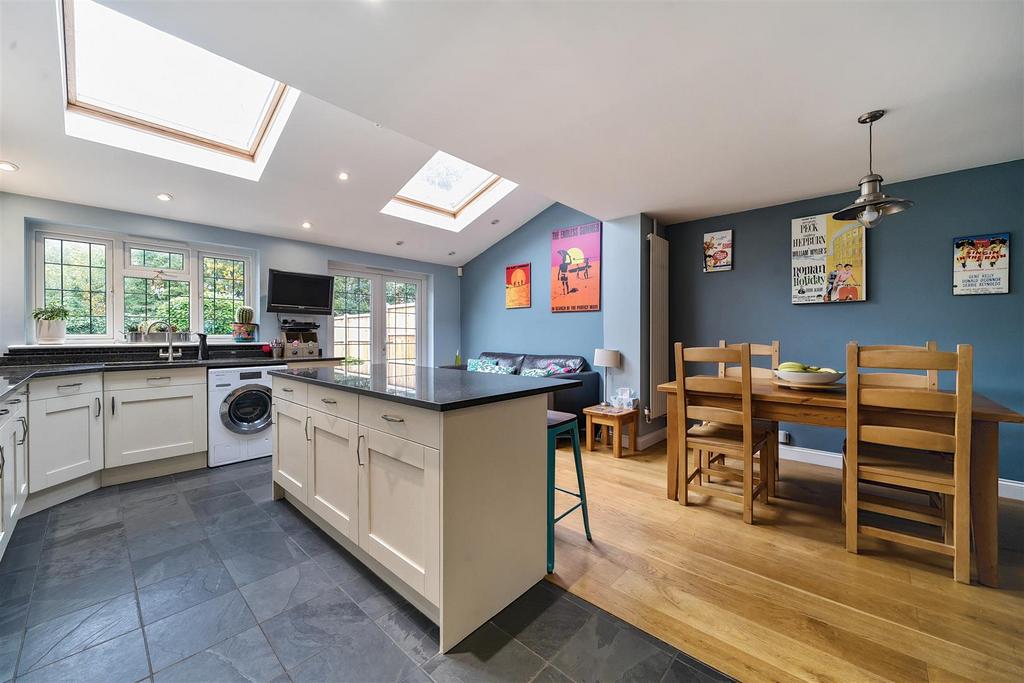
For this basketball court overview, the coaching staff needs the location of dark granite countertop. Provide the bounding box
[270,364,582,411]
[0,357,343,402]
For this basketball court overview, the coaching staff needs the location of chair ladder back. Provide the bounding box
[675,342,754,452]
[718,339,779,379]
[858,341,939,389]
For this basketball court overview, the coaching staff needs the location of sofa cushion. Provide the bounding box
[472,363,516,375]
[467,357,498,372]
[478,352,527,373]
[521,354,588,373]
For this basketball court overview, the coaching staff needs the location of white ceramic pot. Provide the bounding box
[36,319,67,345]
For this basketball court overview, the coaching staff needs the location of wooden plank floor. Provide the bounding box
[547,441,1024,682]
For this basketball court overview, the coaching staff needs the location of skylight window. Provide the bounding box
[381,151,517,232]
[59,0,299,180]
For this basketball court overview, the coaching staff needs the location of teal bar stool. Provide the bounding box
[547,410,592,573]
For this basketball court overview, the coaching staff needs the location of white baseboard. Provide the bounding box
[635,427,666,451]
[778,444,1024,502]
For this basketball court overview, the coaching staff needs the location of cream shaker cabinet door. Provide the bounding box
[105,384,207,468]
[0,418,18,544]
[28,391,103,492]
[272,399,309,503]
[308,409,359,542]
[357,426,439,604]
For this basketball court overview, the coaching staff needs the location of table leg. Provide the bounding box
[971,420,999,587]
[586,415,594,451]
[667,394,678,500]
[630,414,638,452]
[613,423,622,458]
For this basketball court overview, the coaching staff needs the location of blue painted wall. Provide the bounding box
[665,160,1023,480]
[460,203,603,363]
[0,192,461,364]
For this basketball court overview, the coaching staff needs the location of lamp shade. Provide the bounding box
[593,348,620,368]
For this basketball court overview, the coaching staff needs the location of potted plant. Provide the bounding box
[32,303,70,344]
[231,305,258,343]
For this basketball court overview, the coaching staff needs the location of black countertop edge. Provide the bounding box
[0,357,343,403]
[268,366,583,412]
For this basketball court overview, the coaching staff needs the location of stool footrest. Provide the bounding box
[554,486,583,499]
[554,502,584,524]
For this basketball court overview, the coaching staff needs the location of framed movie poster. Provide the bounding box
[703,230,733,272]
[953,233,1009,295]
[505,263,531,308]
[551,221,601,312]
[791,213,866,304]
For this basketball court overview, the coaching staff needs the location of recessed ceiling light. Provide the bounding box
[337,171,350,181]
[0,160,19,172]
[156,192,173,201]
[490,219,500,225]
[301,221,312,229]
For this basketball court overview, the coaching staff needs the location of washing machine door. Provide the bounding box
[220,384,274,435]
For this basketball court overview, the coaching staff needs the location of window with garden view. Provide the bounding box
[203,256,247,335]
[42,236,108,334]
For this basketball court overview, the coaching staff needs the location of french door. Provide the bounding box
[331,269,424,378]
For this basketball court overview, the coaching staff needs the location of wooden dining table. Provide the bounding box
[657,379,1024,587]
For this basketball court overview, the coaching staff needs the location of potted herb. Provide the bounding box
[32,303,70,344]
[231,305,258,343]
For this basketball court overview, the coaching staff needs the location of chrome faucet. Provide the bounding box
[148,321,183,361]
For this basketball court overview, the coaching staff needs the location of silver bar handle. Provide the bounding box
[356,434,365,466]
[380,414,405,423]
[57,382,82,390]
[95,396,101,418]
[111,396,116,416]
[304,415,311,441]
[320,398,337,405]
[5,398,21,405]
[0,408,8,417]
[17,417,28,445]
[280,387,294,393]
[0,443,5,478]
[147,376,172,382]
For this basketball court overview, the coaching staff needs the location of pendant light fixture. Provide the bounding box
[832,110,913,228]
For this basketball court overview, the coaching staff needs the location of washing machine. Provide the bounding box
[208,365,286,467]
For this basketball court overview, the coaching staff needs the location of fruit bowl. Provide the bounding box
[774,369,845,385]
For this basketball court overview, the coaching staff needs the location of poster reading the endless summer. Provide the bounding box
[703,230,733,272]
[953,233,1009,295]
[791,213,866,304]
[505,263,531,309]
[551,221,601,312]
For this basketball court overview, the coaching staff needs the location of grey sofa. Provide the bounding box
[474,352,601,426]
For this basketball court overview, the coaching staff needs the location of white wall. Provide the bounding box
[0,192,461,363]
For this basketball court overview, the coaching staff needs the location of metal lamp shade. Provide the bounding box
[832,173,914,226]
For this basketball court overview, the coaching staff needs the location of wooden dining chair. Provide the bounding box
[716,340,780,495]
[845,342,973,582]
[674,342,772,524]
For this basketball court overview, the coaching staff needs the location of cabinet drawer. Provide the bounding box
[103,367,206,391]
[308,385,357,421]
[358,396,439,449]
[273,377,308,404]
[29,374,103,401]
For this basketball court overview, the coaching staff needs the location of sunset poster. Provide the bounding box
[551,221,601,312]
[505,263,531,308]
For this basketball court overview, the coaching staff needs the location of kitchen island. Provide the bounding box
[268,364,581,651]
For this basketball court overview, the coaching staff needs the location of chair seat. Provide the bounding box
[686,422,769,452]
[852,443,954,492]
[547,410,577,429]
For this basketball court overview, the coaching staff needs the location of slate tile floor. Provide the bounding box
[0,457,731,683]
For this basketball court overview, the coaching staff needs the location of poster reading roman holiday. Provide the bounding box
[702,229,733,272]
[953,233,1009,295]
[791,213,866,304]
[551,221,601,312]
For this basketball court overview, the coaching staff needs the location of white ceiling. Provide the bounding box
[3,1,1022,263]
[0,1,552,266]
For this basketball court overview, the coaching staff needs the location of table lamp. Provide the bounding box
[593,348,621,406]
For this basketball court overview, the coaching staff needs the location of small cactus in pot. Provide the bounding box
[231,305,258,343]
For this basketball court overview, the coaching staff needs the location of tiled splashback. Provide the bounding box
[0,343,270,366]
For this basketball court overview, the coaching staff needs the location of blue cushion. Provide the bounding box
[467,357,499,372]
[472,363,515,375]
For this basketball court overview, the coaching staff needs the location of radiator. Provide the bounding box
[649,233,669,418]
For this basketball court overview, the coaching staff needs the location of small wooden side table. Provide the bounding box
[583,406,639,458]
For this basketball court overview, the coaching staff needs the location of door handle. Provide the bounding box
[146,376,171,382]
[320,398,337,405]
[95,396,101,418]
[111,396,116,416]
[17,417,28,445]
[356,434,365,466]
[281,387,294,393]
[380,414,405,423]
[304,415,311,441]
[0,443,5,478]
[57,382,82,390]
[5,398,21,405]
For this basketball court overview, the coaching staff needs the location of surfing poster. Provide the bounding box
[505,263,531,308]
[551,221,601,312]
[703,230,733,272]
[791,213,866,304]
[953,233,1009,295]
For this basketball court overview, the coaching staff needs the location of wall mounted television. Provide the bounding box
[266,269,334,315]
